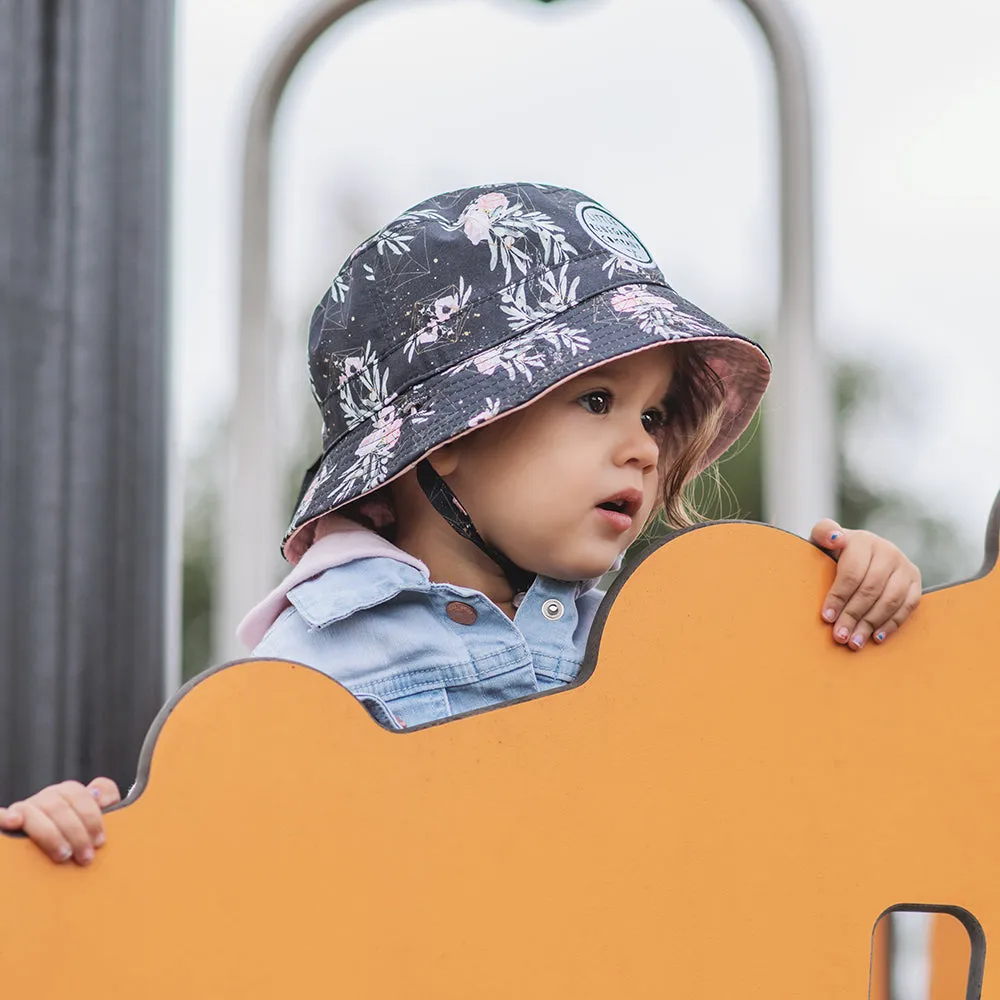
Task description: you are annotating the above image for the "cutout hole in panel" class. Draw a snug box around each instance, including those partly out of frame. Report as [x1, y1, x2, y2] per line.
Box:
[870, 906, 984, 1000]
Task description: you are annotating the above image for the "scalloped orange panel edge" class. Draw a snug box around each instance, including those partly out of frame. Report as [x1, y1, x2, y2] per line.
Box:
[1, 492, 998, 998]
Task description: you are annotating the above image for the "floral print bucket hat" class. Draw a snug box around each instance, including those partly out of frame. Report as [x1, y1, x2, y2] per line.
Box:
[284, 182, 771, 563]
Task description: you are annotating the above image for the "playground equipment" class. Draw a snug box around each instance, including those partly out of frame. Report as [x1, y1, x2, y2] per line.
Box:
[2, 491, 997, 997]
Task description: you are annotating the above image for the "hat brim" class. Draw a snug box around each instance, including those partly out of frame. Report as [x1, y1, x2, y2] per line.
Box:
[284, 282, 770, 562]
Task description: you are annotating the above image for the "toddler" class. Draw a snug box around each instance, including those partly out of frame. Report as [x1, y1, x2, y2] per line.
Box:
[0, 182, 921, 864]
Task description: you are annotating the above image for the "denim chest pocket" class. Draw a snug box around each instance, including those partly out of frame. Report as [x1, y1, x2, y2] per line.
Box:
[357, 661, 539, 731]
[357, 689, 449, 731]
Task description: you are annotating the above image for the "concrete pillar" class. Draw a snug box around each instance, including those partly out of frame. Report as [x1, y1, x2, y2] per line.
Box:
[0, 0, 174, 800]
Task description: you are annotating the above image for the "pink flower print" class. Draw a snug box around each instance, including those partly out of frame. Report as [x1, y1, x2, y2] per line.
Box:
[356, 405, 402, 458]
[477, 192, 508, 212]
[339, 355, 365, 386]
[434, 292, 462, 323]
[460, 192, 509, 245]
[462, 213, 492, 246]
[610, 285, 650, 315]
[470, 345, 506, 376]
[414, 326, 441, 349]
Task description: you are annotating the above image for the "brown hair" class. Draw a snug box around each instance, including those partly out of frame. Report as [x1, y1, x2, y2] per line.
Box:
[655, 343, 729, 530]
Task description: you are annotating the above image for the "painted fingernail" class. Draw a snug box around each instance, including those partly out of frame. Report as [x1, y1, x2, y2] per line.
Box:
[822, 608, 836, 622]
[875, 631, 887, 643]
[57, 844, 72, 862]
[836, 627, 850, 641]
[851, 634, 865, 648]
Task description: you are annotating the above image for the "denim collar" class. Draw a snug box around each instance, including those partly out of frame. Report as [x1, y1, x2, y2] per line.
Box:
[238, 515, 612, 649]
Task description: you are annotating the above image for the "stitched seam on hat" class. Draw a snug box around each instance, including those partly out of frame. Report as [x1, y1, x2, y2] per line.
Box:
[322, 246, 653, 406]
[320, 250, 664, 406]
[314, 314, 761, 478]
[319, 276, 676, 446]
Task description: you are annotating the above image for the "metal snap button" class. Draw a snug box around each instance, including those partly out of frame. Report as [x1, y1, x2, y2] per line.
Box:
[541, 599, 564, 621]
[446, 601, 478, 626]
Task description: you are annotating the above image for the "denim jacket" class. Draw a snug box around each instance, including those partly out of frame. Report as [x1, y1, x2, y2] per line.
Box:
[238, 519, 605, 730]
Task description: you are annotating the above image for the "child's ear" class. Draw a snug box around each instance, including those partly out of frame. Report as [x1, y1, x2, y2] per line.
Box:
[427, 444, 460, 477]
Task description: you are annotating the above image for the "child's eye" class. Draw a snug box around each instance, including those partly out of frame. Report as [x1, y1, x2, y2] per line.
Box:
[641, 408, 668, 434]
[579, 390, 612, 414]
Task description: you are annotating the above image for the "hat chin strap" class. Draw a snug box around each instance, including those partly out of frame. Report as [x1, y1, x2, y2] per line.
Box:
[416, 460, 536, 597]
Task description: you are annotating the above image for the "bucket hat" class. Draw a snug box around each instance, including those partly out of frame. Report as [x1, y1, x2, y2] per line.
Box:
[284, 182, 771, 562]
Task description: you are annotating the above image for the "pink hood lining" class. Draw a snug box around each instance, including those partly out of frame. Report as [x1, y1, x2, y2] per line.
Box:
[236, 516, 427, 649]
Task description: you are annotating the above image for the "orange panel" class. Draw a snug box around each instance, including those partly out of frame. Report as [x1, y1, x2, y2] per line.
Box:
[870, 912, 892, 1000]
[2, 494, 998, 998]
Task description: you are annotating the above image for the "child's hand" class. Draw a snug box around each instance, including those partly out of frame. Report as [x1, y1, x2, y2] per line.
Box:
[810, 519, 922, 652]
[0, 778, 120, 865]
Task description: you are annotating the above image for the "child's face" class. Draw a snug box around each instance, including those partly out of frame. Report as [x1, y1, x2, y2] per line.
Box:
[435, 346, 675, 582]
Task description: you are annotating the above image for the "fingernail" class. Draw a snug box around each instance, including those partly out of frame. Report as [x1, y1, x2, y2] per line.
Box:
[79, 848, 94, 864]
[94, 832, 105, 848]
[830, 532, 840, 541]
[90, 788, 101, 800]
[57, 845, 72, 862]
[875, 631, 886, 643]
[851, 634, 865, 649]
[836, 627, 850, 641]
[822, 608, 836, 622]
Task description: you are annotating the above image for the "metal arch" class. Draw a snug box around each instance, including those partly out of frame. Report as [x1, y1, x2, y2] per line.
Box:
[215, 0, 835, 663]
[216, 0, 376, 663]
[733, 0, 835, 537]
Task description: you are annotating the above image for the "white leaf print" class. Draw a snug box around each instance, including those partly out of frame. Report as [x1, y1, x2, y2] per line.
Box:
[448, 192, 578, 282]
[610, 285, 717, 339]
[450, 321, 589, 385]
[468, 398, 502, 427]
[330, 272, 350, 303]
[500, 265, 581, 333]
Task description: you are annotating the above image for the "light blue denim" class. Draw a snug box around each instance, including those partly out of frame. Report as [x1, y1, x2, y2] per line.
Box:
[252, 557, 604, 730]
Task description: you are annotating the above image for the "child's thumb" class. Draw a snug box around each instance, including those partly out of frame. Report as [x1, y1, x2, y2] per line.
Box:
[0, 805, 24, 829]
[810, 518, 846, 552]
[86, 777, 121, 809]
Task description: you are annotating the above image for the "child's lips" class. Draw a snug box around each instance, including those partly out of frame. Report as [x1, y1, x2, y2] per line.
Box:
[594, 507, 634, 534]
[595, 488, 643, 520]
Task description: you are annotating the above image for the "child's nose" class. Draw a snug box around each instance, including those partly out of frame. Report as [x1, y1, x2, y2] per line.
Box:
[615, 418, 660, 471]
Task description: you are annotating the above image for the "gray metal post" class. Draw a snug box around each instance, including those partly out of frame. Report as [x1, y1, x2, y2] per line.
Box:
[216, 0, 373, 661]
[728, 0, 836, 533]
[0, 0, 174, 801]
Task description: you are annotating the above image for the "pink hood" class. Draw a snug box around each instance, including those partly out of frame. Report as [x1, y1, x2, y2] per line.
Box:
[236, 516, 427, 649]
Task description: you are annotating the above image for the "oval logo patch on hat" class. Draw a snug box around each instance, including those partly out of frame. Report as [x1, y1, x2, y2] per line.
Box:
[575, 202, 654, 266]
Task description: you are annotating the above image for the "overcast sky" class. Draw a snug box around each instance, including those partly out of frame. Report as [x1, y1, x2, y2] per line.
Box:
[172, 0, 1000, 578]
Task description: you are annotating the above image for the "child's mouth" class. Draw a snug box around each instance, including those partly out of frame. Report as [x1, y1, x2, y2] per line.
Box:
[594, 489, 642, 533]
[595, 506, 633, 533]
[595, 490, 642, 517]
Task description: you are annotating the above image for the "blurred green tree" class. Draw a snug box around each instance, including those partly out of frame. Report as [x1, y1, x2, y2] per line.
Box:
[671, 359, 962, 587]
